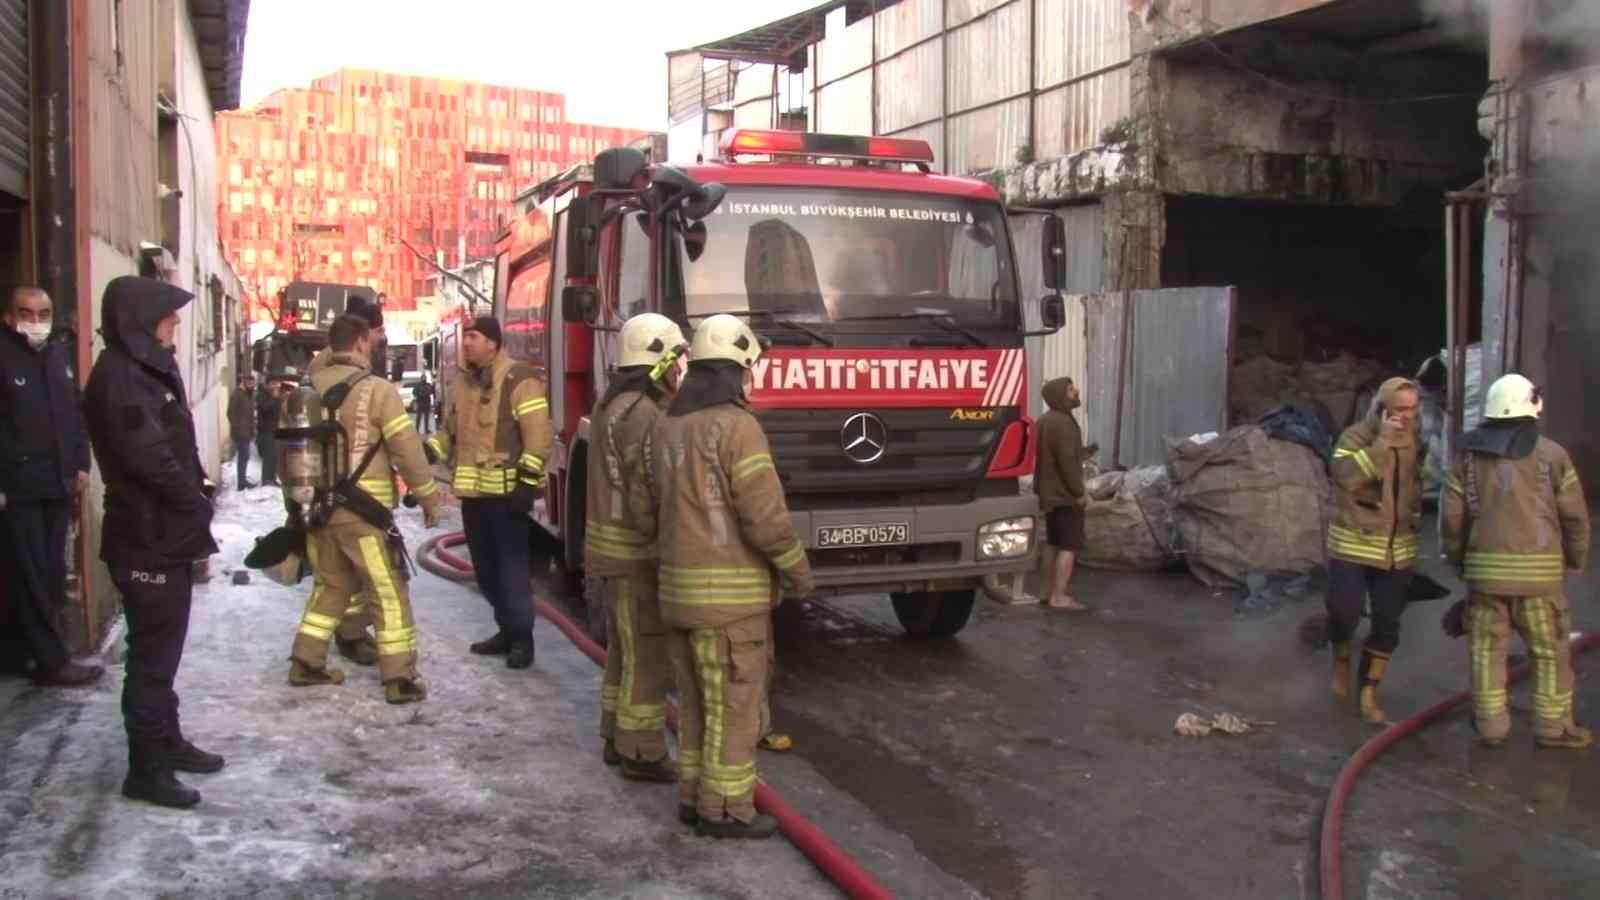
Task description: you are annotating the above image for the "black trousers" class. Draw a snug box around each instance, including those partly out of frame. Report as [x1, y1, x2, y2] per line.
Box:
[1324, 558, 1411, 653]
[256, 431, 278, 484]
[460, 496, 534, 642]
[111, 563, 193, 758]
[234, 438, 252, 488]
[415, 403, 431, 434]
[0, 500, 73, 673]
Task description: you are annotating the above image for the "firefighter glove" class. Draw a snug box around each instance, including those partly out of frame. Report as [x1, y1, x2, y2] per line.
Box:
[509, 481, 537, 515]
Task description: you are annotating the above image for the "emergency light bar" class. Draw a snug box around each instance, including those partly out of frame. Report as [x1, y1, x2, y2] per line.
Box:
[720, 129, 935, 168]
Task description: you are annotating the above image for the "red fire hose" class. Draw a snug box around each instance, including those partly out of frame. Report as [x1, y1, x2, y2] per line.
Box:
[1319, 630, 1600, 900]
[418, 532, 894, 900]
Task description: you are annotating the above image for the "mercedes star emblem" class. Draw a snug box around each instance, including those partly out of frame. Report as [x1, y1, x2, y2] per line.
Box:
[840, 412, 888, 464]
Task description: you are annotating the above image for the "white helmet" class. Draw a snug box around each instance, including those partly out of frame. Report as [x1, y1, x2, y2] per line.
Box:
[618, 312, 687, 369]
[1484, 373, 1542, 420]
[689, 314, 765, 369]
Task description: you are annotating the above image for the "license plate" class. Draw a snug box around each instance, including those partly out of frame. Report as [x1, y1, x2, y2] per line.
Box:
[815, 523, 910, 548]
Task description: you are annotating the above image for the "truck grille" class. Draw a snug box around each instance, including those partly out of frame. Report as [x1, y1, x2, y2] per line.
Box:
[757, 408, 1014, 503]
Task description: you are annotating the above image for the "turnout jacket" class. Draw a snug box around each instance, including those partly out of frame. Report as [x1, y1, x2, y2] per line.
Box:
[0, 326, 90, 502]
[627, 399, 814, 630]
[312, 352, 440, 526]
[584, 388, 662, 576]
[427, 352, 552, 498]
[1328, 416, 1425, 570]
[1442, 427, 1589, 596]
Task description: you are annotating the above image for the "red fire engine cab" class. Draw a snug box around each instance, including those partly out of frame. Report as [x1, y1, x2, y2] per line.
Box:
[489, 130, 1066, 639]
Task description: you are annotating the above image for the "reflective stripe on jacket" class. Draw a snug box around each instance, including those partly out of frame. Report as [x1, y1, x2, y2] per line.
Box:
[311, 354, 440, 525]
[626, 401, 814, 630]
[1442, 436, 1590, 595]
[426, 352, 553, 498]
[584, 389, 660, 575]
[1327, 417, 1424, 570]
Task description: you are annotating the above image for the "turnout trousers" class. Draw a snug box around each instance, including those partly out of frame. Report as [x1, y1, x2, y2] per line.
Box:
[1469, 592, 1576, 741]
[1324, 558, 1411, 653]
[460, 496, 535, 643]
[111, 563, 194, 761]
[292, 521, 419, 683]
[668, 612, 770, 823]
[598, 569, 669, 762]
[0, 500, 73, 673]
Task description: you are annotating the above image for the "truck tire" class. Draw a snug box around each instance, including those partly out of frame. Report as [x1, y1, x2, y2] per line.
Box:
[582, 574, 609, 647]
[891, 589, 976, 638]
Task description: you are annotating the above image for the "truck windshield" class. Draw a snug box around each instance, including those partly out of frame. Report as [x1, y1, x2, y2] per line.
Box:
[676, 186, 1019, 340]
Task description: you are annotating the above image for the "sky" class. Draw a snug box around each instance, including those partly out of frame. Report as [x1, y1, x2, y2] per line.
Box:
[239, 0, 819, 130]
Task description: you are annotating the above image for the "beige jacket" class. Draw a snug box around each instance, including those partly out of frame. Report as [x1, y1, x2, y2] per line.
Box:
[426, 352, 553, 498]
[310, 353, 441, 526]
[627, 400, 814, 630]
[584, 389, 661, 576]
[1442, 434, 1589, 596]
[1328, 413, 1425, 571]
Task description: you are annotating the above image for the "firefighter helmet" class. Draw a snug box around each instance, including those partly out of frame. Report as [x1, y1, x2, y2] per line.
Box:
[1484, 373, 1542, 421]
[689, 314, 766, 369]
[619, 313, 687, 369]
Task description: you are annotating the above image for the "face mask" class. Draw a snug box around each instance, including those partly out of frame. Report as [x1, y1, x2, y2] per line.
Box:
[17, 322, 50, 349]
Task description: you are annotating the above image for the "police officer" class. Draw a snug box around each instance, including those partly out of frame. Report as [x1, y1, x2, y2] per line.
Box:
[426, 316, 552, 670]
[1443, 374, 1591, 749]
[628, 314, 813, 838]
[0, 285, 100, 685]
[82, 276, 222, 809]
[586, 313, 686, 781]
[1325, 376, 1426, 725]
[287, 315, 440, 703]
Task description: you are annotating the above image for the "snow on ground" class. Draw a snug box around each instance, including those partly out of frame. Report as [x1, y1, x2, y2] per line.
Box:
[0, 470, 835, 899]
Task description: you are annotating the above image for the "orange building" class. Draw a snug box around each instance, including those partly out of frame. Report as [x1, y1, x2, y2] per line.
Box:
[216, 68, 647, 320]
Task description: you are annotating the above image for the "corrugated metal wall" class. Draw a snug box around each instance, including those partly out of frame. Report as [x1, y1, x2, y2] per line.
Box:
[90, 0, 160, 256]
[1083, 287, 1236, 468]
[0, 0, 28, 200]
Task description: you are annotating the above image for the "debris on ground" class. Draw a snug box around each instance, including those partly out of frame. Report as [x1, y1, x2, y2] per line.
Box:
[1080, 466, 1179, 572]
[1174, 711, 1274, 737]
[1236, 570, 1322, 618]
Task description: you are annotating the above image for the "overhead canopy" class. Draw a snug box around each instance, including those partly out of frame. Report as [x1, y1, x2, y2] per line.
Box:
[187, 0, 251, 111]
[672, 0, 899, 70]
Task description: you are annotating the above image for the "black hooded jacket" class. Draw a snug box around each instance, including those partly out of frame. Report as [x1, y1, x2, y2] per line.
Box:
[0, 325, 90, 501]
[82, 276, 217, 568]
[668, 360, 746, 417]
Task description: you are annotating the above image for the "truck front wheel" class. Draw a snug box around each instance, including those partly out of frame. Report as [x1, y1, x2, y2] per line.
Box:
[890, 589, 976, 638]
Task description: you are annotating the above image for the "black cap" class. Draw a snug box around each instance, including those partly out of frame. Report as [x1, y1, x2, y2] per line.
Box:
[465, 316, 502, 347]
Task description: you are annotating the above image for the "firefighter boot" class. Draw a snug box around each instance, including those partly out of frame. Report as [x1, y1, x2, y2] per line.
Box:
[621, 756, 677, 783]
[602, 740, 622, 766]
[1329, 642, 1353, 703]
[385, 678, 428, 705]
[678, 805, 699, 826]
[336, 636, 379, 667]
[470, 632, 510, 656]
[1357, 649, 1391, 726]
[123, 748, 200, 809]
[166, 736, 226, 774]
[696, 813, 780, 840]
[1536, 723, 1595, 751]
[288, 660, 346, 687]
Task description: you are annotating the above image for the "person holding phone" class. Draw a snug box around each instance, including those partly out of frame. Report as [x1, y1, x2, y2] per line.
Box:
[1325, 376, 1427, 725]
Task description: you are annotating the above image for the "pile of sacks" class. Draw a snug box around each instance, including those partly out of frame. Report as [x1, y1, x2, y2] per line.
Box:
[1230, 352, 1387, 432]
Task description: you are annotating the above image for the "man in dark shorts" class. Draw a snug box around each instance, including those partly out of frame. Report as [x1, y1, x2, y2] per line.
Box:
[1036, 377, 1088, 610]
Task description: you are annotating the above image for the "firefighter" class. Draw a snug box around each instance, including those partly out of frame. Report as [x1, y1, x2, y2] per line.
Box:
[425, 316, 552, 669]
[287, 315, 441, 703]
[586, 313, 687, 782]
[82, 277, 221, 808]
[1442, 373, 1591, 749]
[628, 314, 814, 839]
[1325, 376, 1426, 724]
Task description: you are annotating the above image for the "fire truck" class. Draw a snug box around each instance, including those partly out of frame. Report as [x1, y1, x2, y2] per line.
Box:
[490, 130, 1066, 639]
[250, 281, 384, 377]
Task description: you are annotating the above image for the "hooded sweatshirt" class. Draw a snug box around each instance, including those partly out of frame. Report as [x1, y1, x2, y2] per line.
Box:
[82, 276, 218, 568]
[1326, 376, 1425, 570]
[1035, 377, 1086, 512]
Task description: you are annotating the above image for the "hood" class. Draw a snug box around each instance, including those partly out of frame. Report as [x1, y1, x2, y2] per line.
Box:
[1463, 418, 1540, 460]
[1042, 377, 1078, 412]
[600, 364, 660, 410]
[1365, 376, 1419, 424]
[100, 276, 192, 373]
[669, 359, 745, 417]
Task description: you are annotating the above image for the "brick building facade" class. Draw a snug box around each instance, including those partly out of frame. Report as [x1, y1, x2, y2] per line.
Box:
[216, 68, 645, 320]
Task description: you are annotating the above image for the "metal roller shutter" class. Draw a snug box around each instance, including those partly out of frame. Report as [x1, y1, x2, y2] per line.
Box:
[0, 0, 27, 200]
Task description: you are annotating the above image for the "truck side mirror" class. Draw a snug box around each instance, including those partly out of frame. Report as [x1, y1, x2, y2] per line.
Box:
[566, 197, 599, 279]
[562, 285, 600, 327]
[680, 183, 726, 221]
[1042, 214, 1067, 291]
[1039, 295, 1066, 331]
[595, 147, 648, 190]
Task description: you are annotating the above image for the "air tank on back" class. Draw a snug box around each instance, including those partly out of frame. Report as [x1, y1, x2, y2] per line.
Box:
[277, 383, 324, 510]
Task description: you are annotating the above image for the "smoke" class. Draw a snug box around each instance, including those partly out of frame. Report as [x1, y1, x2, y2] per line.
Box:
[1419, 0, 1600, 49]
